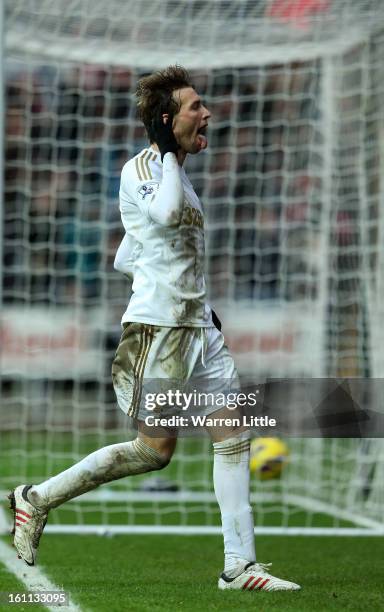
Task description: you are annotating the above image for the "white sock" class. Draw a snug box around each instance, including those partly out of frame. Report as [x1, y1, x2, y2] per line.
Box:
[213, 431, 256, 577]
[28, 438, 167, 510]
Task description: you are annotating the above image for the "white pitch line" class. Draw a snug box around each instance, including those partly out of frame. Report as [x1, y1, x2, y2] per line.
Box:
[0, 540, 82, 612]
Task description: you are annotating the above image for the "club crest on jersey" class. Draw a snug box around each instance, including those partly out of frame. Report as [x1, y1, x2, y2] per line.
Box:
[138, 182, 158, 200]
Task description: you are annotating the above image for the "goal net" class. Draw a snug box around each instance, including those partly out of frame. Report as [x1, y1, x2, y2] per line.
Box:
[1, 0, 384, 536]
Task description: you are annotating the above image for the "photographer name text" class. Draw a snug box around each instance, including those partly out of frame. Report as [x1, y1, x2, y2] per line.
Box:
[144, 415, 276, 428]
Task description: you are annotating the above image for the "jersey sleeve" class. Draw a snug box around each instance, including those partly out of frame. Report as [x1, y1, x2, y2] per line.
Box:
[119, 156, 160, 221]
[119, 151, 184, 227]
[114, 233, 140, 279]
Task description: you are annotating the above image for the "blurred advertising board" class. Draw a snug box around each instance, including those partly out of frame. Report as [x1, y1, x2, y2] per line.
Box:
[219, 302, 325, 377]
[0, 307, 105, 379]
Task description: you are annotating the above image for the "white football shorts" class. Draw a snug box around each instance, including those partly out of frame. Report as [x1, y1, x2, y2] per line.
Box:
[111, 323, 240, 421]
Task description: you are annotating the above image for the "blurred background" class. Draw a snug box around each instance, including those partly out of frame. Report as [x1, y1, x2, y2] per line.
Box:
[1, 1, 384, 535]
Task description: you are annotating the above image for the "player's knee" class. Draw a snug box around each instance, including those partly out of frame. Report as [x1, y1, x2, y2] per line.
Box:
[213, 430, 251, 463]
[134, 437, 173, 471]
[155, 451, 172, 470]
[149, 444, 173, 470]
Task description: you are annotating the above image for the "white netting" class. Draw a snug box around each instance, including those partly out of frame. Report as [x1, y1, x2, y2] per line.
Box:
[1, 0, 384, 534]
[5, 0, 383, 66]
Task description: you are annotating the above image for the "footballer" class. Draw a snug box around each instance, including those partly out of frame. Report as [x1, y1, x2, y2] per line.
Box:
[9, 65, 300, 593]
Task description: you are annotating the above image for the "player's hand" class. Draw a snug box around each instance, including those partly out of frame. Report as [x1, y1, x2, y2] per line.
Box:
[151, 110, 179, 161]
[212, 310, 222, 332]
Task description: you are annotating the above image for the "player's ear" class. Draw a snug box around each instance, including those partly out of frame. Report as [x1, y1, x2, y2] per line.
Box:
[162, 113, 169, 125]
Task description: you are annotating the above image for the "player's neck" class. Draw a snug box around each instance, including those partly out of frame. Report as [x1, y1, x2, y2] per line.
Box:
[150, 143, 186, 166]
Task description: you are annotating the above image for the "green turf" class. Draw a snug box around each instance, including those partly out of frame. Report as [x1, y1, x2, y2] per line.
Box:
[0, 432, 381, 610]
[0, 497, 354, 532]
[0, 432, 357, 530]
[1, 534, 383, 612]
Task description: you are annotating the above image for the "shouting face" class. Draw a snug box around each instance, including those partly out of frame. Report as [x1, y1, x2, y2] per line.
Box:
[170, 87, 211, 156]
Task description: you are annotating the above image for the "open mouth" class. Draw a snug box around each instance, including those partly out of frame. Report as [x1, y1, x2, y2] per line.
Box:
[196, 125, 208, 151]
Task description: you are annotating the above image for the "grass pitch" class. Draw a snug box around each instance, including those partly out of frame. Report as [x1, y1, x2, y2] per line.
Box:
[1, 534, 383, 611]
[1, 432, 382, 609]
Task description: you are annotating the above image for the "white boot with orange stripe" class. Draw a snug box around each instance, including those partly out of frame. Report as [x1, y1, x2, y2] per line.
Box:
[8, 485, 48, 566]
[218, 561, 301, 592]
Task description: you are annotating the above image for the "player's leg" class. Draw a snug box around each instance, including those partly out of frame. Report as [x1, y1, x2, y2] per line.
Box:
[10, 322, 178, 565]
[207, 416, 255, 576]
[197, 326, 300, 591]
[9, 431, 176, 566]
[25, 430, 175, 509]
[208, 418, 300, 591]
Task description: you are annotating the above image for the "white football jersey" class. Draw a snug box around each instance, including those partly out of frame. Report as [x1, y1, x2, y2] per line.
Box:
[118, 147, 213, 327]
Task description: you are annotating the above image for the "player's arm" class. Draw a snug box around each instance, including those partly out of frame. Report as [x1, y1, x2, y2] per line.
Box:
[145, 110, 183, 226]
[113, 233, 135, 279]
[147, 151, 184, 226]
[120, 112, 183, 227]
[120, 152, 183, 228]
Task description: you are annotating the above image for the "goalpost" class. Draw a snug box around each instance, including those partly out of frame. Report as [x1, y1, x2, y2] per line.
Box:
[1, 0, 384, 536]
